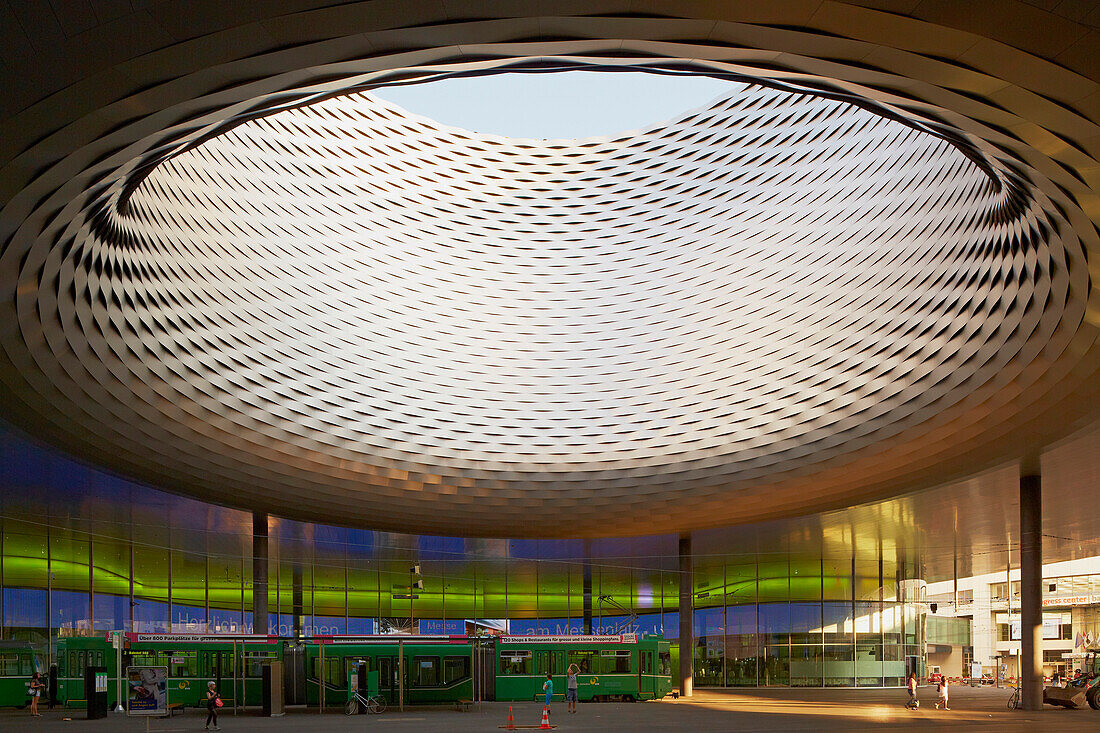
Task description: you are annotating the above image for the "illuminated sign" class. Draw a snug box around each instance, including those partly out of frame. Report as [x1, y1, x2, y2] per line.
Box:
[502, 634, 637, 644]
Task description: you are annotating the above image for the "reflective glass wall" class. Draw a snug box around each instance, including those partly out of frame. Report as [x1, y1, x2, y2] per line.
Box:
[682, 557, 924, 687]
[1, 426, 924, 686]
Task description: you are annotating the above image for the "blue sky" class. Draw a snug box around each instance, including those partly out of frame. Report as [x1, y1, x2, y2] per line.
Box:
[370, 71, 739, 139]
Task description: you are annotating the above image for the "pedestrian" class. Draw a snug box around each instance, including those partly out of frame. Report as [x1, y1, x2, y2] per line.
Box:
[542, 672, 553, 716]
[28, 671, 43, 716]
[205, 681, 221, 731]
[566, 663, 579, 714]
[47, 665, 56, 710]
[934, 676, 950, 710]
[905, 672, 919, 709]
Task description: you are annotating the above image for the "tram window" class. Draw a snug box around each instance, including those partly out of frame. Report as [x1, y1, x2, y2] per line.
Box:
[658, 651, 671, 676]
[499, 650, 532, 675]
[443, 656, 469, 684]
[311, 657, 340, 686]
[245, 658, 263, 678]
[94, 650, 104, 667]
[131, 652, 156, 667]
[601, 650, 631, 674]
[243, 651, 277, 678]
[344, 657, 370, 682]
[325, 658, 342, 687]
[225, 652, 237, 678]
[78, 650, 87, 674]
[413, 657, 439, 687]
[160, 651, 197, 677]
[567, 650, 597, 674]
[1, 654, 19, 676]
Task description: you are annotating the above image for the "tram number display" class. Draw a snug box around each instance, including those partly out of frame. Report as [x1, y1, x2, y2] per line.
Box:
[126, 666, 168, 716]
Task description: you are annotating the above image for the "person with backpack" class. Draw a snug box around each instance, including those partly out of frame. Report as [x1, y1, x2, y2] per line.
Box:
[205, 681, 222, 730]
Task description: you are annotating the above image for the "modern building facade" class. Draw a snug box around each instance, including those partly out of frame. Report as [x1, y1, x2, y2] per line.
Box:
[3, 1, 1100, 708]
[2, 427, 929, 688]
[929, 557, 1100, 682]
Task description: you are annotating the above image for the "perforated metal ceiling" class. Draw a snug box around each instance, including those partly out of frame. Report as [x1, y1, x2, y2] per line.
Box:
[1, 3, 1099, 538]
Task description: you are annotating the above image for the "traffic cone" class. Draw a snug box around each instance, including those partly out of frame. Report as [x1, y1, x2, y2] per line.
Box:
[506, 705, 515, 730]
[539, 704, 552, 729]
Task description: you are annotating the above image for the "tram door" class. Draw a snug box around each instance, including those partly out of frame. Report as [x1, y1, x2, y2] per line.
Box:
[476, 641, 496, 701]
[639, 649, 654, 698]
[378, 657, 398, 704]
[283, 645, 305, 705]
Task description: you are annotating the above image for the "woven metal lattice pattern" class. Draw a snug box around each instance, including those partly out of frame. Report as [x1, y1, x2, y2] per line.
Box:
[32, 84, 1061, 532]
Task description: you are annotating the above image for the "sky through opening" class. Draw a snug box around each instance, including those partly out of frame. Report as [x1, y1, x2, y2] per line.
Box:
[369, 71, 740, 139]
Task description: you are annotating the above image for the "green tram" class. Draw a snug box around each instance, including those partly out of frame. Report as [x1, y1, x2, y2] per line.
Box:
[56, 636, 116, 708]
[29, 632, 670, 710]
[124, 633, 283, 710]
[305, 635, 475, 707]
[56, 633, 282, 710]
[496, 634, 672, 702]
[0, 641, 43, 708]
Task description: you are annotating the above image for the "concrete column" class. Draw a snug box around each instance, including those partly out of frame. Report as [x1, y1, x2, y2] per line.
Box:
[1020, 474, 1042, 710]
[292, 564, 303, 640]
[679, 534, 693, 697]
[253, 512, 269, 635]
[583, 541, 593, 634]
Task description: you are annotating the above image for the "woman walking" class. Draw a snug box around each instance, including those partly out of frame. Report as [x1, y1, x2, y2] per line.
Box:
[205, 681, 221, 731]
[905, 672, 919, 709]
[934, 677, 950, 710]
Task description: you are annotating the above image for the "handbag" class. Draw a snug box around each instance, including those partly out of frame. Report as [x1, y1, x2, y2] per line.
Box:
[215, 696, 224, 708]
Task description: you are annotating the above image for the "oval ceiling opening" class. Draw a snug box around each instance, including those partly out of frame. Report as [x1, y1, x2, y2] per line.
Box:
[369, 70, 741, 139]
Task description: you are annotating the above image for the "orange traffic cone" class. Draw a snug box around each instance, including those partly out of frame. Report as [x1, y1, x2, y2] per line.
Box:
[539, 704, 552, 730]
[506, 705, 515, 730]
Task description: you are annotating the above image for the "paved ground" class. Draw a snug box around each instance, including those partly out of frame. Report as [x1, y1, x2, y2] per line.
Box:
[2, 687, 1097, 731]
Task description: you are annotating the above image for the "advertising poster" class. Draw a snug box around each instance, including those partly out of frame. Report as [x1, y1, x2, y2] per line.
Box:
[126, 666, 168, 716]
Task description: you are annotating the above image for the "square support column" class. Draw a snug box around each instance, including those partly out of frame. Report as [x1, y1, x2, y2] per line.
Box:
[1020, 474, 1042, 710]
[679, 534, 693, 697]
[253, 512, 269, 635]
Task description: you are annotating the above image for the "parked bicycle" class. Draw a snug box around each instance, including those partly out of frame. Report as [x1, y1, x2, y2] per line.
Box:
[1007, 686, 1021, 710]
[345, 689, 387, 715]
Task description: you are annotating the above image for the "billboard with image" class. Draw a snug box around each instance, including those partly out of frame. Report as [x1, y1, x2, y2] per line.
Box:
[126, 666, 168, 716]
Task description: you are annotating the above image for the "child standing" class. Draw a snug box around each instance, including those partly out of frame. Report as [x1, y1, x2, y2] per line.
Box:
[542, 673, 553, 717]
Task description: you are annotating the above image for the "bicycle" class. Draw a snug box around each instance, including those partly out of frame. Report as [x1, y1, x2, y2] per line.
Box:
[1007, 686, 1021, 710]
[345, 689, 386, 715]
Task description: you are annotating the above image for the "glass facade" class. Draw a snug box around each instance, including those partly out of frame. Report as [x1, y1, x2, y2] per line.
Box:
[0, 427, 925, 686]
[680, 560, 924, 688]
